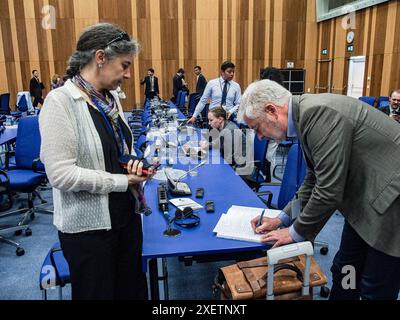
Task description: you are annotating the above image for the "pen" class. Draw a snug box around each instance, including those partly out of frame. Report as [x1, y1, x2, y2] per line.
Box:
[256, 209, 265, 228]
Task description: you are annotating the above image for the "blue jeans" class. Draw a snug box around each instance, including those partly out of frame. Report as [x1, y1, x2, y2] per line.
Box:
[329, 221, 400, 300]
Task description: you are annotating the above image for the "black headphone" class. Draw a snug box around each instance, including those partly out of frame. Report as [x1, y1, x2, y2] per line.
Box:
[173, 207, 200, 228]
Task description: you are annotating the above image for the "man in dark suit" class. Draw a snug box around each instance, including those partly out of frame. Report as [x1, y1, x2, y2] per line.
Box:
[29, 69, 45, 108]
[194, 65, 207, 96]
[378, 89, 400, 123]
[140, 68, 159, 100]
[172, 68, 186, 102]
[239, 79, 400, 300]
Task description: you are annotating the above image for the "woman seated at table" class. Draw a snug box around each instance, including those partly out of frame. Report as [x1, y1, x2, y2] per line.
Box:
[206, 106, 246, 167]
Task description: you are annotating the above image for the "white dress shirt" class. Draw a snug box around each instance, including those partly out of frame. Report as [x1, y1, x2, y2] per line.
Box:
[192, 77, 241, 118]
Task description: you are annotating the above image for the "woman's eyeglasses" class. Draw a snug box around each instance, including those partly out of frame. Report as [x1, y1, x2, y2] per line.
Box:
[105, 32, 130, 47]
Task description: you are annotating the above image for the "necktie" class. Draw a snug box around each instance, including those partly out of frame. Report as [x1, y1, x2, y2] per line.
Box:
[150, 77, 154, 91]
[221, 80, 228, 106]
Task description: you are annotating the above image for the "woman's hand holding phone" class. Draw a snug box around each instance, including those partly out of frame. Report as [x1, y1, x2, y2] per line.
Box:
[126, 159, 157, 185]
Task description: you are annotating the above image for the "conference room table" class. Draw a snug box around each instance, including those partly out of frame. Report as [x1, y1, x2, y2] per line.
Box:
[0, 125, 18, 169]
[142, 134, 271, 300]
[0, 125, 18, 146]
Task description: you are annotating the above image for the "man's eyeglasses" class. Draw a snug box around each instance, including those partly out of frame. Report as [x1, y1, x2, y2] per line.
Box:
[105, 32, 130, 47]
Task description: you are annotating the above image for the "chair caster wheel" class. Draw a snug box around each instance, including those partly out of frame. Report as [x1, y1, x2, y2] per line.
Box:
[320, 286, 330, 298]
[16, 247, 25, 256]
[15, 230, 22, 236]
[25, 228, 32, 236]
[320, 247, 329, 255]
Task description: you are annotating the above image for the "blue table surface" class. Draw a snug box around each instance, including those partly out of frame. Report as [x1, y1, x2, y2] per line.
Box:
[142, 153, 270, 261]
[0, 126, 18, 145]
[142, 101, 270, 271]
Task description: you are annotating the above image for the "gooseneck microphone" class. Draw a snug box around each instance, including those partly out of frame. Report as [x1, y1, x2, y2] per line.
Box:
[176, 161, 207, 182]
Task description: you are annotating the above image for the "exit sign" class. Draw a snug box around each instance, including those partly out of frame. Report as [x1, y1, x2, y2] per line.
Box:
[322, 48, 328, 55]
[347, 45, 354, 52]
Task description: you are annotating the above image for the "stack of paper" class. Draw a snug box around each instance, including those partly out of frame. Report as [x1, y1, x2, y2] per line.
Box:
[213, 205, 281, 243]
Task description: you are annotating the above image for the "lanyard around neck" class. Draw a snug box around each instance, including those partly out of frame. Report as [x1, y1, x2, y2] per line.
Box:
[93, 98, 126, 156]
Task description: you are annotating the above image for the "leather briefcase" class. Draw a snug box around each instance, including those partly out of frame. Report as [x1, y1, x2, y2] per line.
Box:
[213, 255, 327, 300]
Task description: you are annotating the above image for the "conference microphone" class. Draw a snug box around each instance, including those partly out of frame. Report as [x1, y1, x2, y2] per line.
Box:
[159, 134, 177, 148]
[176, 160, 207, 182]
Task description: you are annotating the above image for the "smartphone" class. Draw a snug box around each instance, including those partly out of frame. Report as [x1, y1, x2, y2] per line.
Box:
[205, 200, 215, 213]
[119, 155, 159, 176]
[143, 162, 161, 176]
[195, 187, 204, 198]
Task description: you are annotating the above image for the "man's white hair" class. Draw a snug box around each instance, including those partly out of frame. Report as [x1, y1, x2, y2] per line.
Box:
[238, 79, 292, 123]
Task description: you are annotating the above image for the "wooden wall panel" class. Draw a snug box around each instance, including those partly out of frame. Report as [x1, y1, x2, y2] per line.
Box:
[303, 0, 318, 93]
[1, 0, 400, 110]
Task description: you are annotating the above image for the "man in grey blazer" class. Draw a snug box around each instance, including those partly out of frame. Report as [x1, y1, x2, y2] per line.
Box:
[238, 79, 400, 300]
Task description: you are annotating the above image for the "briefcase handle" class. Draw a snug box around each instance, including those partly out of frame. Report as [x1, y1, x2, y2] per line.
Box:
[266, 241, 314, 300]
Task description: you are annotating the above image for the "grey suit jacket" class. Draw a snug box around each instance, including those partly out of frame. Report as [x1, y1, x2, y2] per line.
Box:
[283, 93, 400, 257]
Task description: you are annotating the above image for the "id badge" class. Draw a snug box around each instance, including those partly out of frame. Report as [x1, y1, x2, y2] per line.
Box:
[291, 197, 301, 220]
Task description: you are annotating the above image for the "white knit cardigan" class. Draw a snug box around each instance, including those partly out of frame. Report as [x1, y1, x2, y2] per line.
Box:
[39, 79, 132, 233]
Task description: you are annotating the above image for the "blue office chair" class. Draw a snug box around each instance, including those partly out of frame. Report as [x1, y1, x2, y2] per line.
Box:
[377, 96, 389, 108]
[0, 93, 22, 118]
[257, 143, 305, 209]
[379, 100, 390, 108]
[175, 90, 183, 107]
[240, 135, 271, 192]
[0, 93, 10, 115]
[188, 93, 200, 116]
[5, 116, 52, 232]
[196, 103, 209, 128]
[177, 90, 187, 113]
[16, 94, 28, 112]
[358, 96, 376, 107]
[0, 170, 29, 256]
[39, 242, 70, 300]
[135, 134, 147, 154]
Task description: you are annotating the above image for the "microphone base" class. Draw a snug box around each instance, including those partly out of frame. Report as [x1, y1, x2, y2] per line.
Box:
[163, 228, 181, 237]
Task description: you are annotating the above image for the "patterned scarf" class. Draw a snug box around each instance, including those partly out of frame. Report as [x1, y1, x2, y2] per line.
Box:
[72, 74, 129, 156]
[72, 74, 150, 215]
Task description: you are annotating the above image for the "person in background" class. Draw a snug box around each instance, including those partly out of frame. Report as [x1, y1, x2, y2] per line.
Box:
[194, 65, 207, 96]
[172, 68, 186, 102]
[378, 89, 400, 123]
[239, 79, 400, 300]
[39, 23, 154, 300]
[140, 68, 159, 100]
[205, 106, 246, 167]
[188, 61, 241, 124]
[260, 67, 285, 84]
[51, 74, 64, 90]
[30, 69, 45, 107]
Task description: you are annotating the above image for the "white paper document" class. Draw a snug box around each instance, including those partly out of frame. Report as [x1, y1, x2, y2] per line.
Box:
[213, 205, 281, 243]
[169, 198, 203, 211]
